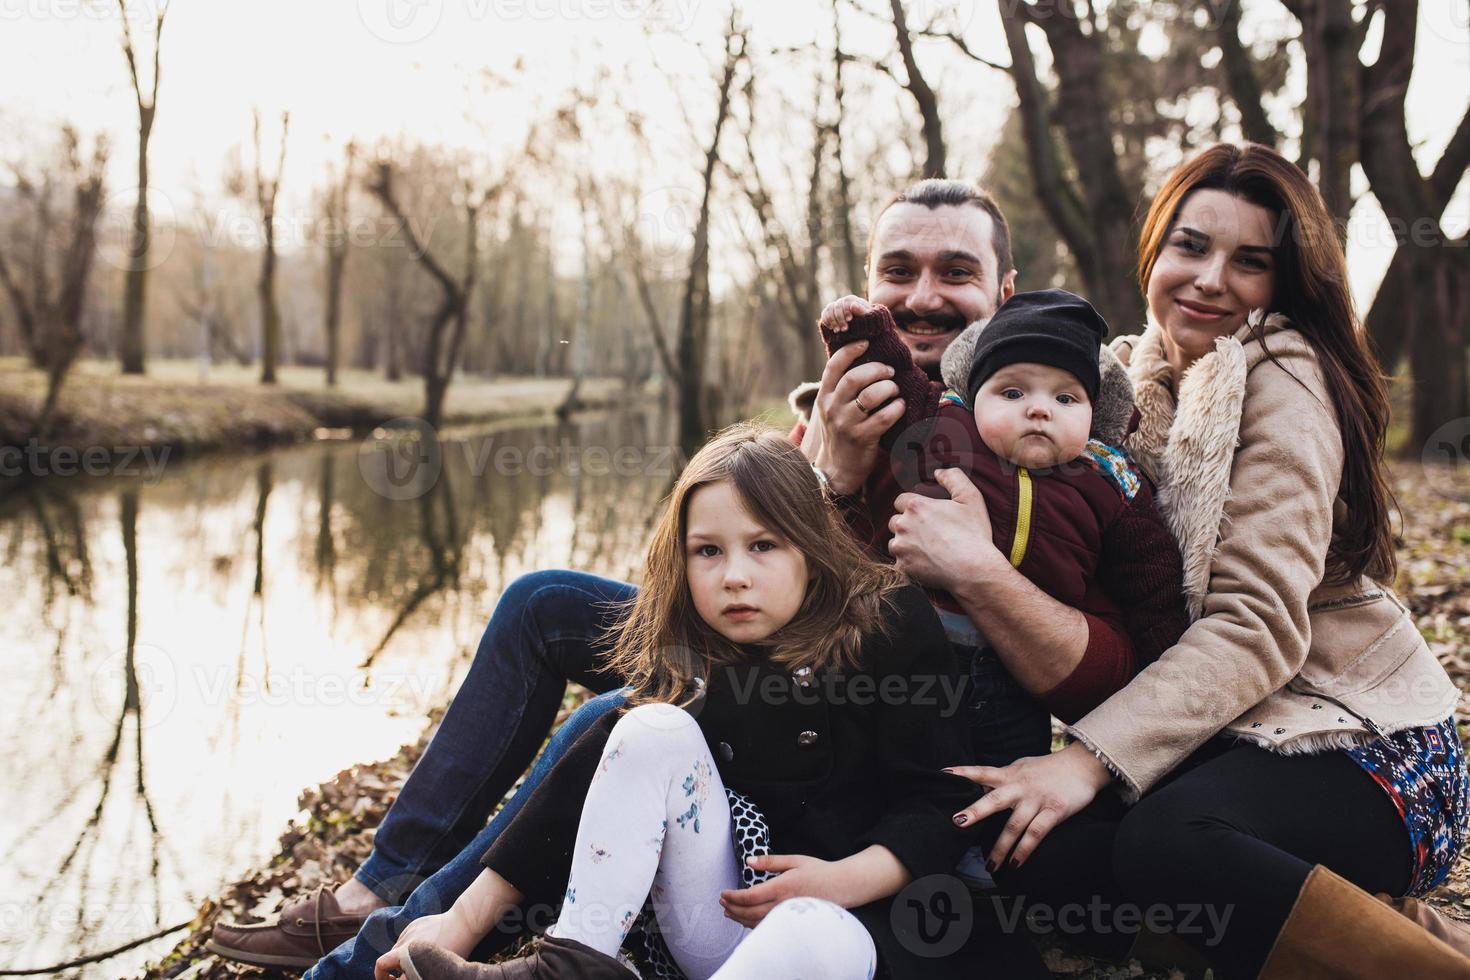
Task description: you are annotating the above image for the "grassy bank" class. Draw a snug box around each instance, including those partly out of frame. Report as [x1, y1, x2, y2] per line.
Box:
[0, 358, 635, 480]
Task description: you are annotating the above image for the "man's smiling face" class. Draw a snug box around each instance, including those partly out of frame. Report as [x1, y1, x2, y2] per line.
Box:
[866, 202, 1016, 373]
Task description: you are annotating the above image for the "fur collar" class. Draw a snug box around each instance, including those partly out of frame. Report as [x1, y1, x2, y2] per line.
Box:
[1121, 313, 1296, 620]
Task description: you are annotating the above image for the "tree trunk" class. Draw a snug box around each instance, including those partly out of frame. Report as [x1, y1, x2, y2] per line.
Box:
[120, 113, 152, 375]
[999, 1, 1145, 331]
[258, 223, 281, 384]
[676, 17, 744, 458]
[1359, 0, 1469, 449]
[887, 0, 945, 178]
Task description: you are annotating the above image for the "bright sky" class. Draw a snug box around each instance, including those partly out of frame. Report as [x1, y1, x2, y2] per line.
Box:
[0, 0, 1465, 308]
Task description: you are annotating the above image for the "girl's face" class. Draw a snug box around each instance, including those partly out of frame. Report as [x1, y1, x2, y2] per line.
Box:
[684, 479, 809, 645]
[1146, 189, 1278, 375]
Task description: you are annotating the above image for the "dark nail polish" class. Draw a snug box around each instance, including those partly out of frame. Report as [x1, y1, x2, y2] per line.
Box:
[953, 814, 968, 826]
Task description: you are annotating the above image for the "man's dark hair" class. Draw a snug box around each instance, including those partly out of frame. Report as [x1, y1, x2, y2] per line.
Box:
[866, 178, 1014, 279]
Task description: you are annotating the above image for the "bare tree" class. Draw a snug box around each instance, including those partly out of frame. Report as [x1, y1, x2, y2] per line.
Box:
[116, 0, 170, 375]
[1210, 0, 1470, 446]
[321, 141, 356, 387]
[993, 1, 1145, 331]
[249, 109, 290, 384]
[1359, 0, 1470, 444]
[367, 160, 501, 428]
[33, 134, 109, 440]
[0, 127, 110, 440]
[669, 12, 747, 455]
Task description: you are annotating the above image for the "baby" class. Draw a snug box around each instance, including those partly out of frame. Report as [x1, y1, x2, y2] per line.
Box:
[819, 288, 1188, 690]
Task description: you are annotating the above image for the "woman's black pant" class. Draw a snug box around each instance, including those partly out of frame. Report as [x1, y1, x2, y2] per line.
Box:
[987, 739, 1413, 978]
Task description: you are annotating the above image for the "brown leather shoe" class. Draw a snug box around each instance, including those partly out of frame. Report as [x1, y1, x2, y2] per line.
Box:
[205, 885, 372, 969]
[398, 937, 633, 980]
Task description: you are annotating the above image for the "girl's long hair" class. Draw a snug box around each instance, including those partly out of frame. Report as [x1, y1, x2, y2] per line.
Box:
[1136, 142, 1397, 585]
[603, 422, 908, 707]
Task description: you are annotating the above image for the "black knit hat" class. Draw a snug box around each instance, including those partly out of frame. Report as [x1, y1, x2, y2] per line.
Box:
[965, 288, 1108, 404]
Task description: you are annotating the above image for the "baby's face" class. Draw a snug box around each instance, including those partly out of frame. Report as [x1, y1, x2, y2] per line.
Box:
[973, 362, 1093, 469]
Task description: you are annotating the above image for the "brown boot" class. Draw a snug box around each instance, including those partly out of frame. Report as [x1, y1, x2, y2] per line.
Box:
[1260, 865, 1470, 979]
[1377, 893, 1470, 956]
[398, 937, 633, 980]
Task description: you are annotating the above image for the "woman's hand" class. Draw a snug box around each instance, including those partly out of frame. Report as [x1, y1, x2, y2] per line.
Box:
[373, 910, 480, 980]
[890, 468, 1001, 590]
[719, 854, 847, 927]
[946, 742, 1114, 870]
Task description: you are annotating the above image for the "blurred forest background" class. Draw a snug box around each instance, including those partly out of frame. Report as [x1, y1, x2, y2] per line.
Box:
[0, 0, 1465, 454]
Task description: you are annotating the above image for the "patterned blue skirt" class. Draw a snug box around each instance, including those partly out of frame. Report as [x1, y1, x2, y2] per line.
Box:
[1345, 715, 1469, 895]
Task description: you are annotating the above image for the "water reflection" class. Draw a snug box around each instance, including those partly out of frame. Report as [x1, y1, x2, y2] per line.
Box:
[0, 407, 673, 977]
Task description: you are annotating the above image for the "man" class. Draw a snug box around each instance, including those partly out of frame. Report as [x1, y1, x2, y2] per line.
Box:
[207, 179, 1139, 976]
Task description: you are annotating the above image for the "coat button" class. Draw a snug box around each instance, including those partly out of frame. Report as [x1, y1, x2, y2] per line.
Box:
[797, 730, 819, 747]
[1311, 704, 1323, 710]
[1274, 728, 1287, 735]
[792, 666, 814, 689]
[718, 741, 734, 762]
[1251, 722, 1262, 728]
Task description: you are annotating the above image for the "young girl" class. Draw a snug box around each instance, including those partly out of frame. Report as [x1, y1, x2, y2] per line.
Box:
[376, 423, 985, 980]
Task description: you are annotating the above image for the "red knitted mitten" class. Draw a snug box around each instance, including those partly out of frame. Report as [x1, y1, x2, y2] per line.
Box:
[819, 305, 941, 441]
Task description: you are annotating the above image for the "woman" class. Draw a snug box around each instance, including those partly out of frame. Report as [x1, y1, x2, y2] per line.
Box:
[932, 143, 1470, 977]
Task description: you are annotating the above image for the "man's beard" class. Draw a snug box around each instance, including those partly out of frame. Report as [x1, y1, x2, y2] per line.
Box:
[891, 307, 969, 379]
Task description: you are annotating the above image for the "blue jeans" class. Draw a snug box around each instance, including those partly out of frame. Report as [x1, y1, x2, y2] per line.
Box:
[307, 569, 636, 978]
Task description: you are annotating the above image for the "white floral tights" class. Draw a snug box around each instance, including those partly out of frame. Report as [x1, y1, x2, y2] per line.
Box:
[545, 703, 877, 980]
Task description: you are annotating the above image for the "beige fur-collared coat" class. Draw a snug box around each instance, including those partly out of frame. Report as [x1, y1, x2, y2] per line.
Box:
[1067, 315, 1462, 801]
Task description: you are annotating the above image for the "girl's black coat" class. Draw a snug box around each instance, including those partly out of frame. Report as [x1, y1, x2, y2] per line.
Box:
[482, 585, 1039, 978]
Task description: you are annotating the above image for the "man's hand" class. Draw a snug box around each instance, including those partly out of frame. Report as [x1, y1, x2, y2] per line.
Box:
[800, 339, 905, 495]
[946, 742, 1114, 870]
[889, 468, 1002, 590]
[374, 910, 479, 980]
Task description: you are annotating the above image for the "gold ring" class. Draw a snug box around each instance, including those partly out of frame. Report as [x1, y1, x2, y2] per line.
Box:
[854, 396, 871, 416]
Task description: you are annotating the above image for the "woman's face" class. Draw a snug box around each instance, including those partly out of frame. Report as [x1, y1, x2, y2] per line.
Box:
[684, 479, 809, 645]
[1146, 189, 1278, 372]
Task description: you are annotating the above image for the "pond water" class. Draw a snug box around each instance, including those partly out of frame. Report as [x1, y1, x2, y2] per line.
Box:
[0, 407, 677, 978]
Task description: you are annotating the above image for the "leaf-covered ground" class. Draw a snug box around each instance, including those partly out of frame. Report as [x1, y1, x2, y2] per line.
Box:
[138, 462, 1470, 980]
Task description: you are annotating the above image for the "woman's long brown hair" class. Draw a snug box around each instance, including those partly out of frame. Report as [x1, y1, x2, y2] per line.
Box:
[1137, 142, 1397, 585]
[602, 422, 908, 707]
